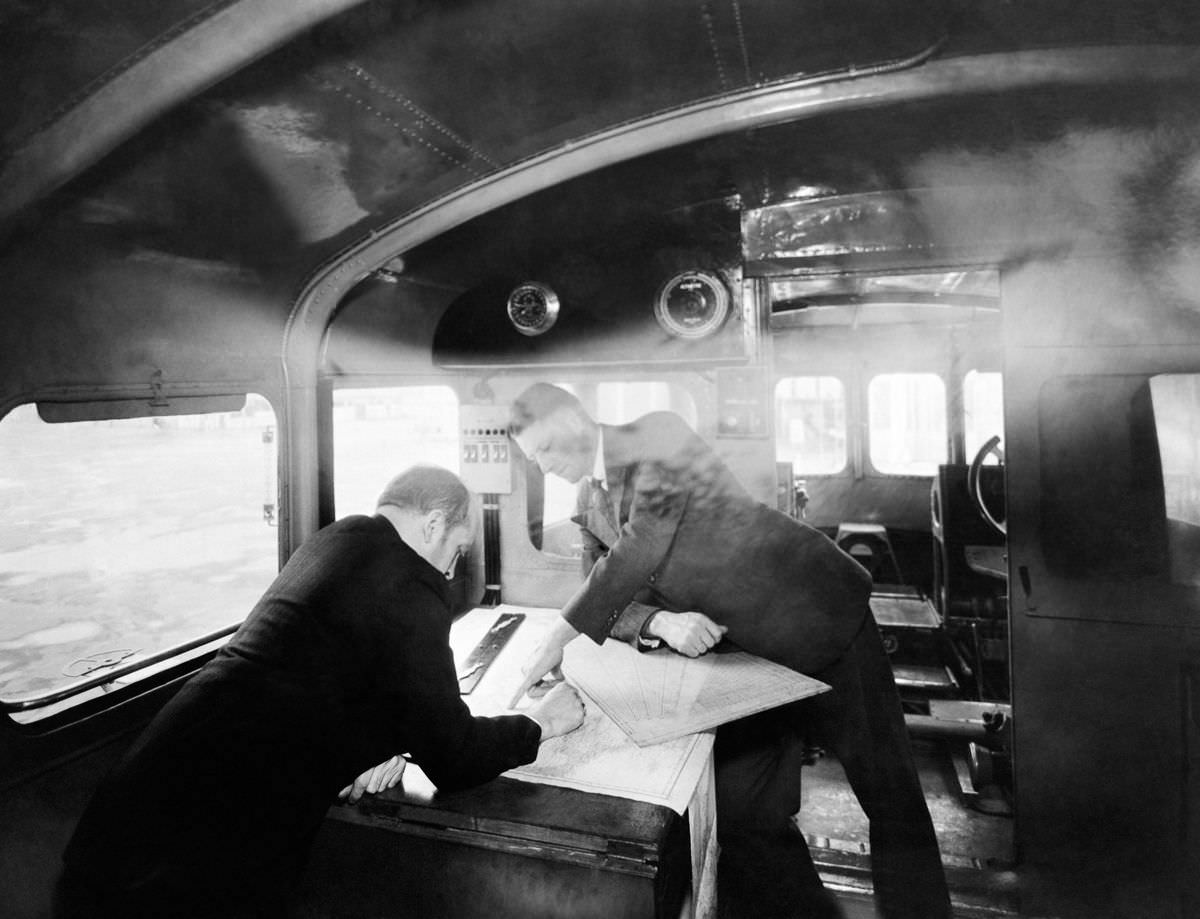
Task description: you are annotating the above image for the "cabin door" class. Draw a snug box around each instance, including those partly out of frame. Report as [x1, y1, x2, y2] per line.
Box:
[1002, 262, 1200, 918]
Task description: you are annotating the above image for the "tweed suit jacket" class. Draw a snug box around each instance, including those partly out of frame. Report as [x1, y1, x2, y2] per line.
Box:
[563, 412, 871, 674]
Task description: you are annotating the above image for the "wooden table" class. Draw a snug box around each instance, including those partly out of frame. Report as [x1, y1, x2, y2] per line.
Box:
[300, 768, 693, 918]
[297, 606, 717, 919]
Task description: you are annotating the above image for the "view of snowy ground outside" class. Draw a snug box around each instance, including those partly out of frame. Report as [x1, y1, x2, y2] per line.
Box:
[0, 398, 279, 703]
[0, 388, 460, 707]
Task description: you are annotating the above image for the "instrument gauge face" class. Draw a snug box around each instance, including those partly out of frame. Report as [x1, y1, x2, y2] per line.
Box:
[506, 282, 560, 336]
[654, 271, 730, 339]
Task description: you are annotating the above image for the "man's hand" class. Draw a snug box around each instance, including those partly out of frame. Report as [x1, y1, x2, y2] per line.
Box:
[338, 754, 407, 804]
[646, 611, 727, 657]
[508, 640, 564, 708]
[508, 616, 580, 707]
[526, 682, 586, 740]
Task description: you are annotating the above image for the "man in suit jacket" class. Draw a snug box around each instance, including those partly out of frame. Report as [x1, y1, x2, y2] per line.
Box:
[508, 384, 950, 919]
[59, 464, 583, 919]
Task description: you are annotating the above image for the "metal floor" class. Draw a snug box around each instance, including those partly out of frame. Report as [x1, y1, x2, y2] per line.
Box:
[798, 737, 1020, 918]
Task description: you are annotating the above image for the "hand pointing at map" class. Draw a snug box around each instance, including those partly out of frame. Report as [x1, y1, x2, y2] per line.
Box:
[509, 616, 581, 708]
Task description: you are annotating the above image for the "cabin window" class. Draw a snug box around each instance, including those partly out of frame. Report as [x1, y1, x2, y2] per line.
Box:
[1039, 376, 1167, 580]
[868, 373, 947, 475]
[1149, 373, 1200, 586]
[332, 386, 460, 517]
[774, 376, 847, 474]
[964, 370, 1004, 461]
[0, 396, 279, 715]
[527, 381, 697, 558]
[532, 382, 583, 549]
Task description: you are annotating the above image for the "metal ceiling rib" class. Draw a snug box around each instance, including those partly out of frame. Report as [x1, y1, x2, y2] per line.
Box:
[0, 0, 371, 223]
[0, 0, 954, 237]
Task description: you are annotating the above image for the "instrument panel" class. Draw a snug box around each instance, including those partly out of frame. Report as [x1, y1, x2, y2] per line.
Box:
[427, 196, 746, 367]
[506, 282, 560, 337]
[653, 270, 730, 339]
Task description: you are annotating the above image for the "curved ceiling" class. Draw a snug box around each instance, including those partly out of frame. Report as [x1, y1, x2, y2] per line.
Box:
[2, 0, 1199, 295]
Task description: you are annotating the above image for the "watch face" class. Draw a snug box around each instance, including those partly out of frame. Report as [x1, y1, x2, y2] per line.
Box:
[654, 271, 730, 339]
[506, 282, 560, 336]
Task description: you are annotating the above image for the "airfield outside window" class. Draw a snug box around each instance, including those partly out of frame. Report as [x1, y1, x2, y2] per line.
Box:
[0, 396, 278, 718]
[868, 373, 947, 476]
[774, 376, 847, 474]
[331, 386, 460, 517]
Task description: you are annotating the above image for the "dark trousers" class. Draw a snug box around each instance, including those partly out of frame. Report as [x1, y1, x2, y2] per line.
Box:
[715, 615, 952, 919]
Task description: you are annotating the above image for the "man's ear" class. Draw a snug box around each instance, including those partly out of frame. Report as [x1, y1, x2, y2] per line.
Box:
[422, 508, 447, 544]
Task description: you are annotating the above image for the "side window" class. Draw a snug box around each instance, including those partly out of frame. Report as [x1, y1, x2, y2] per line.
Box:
[774, 376, 847, 474]
[963, 370, 1004, 461]
[868, 373, 947, 475]
[0, 396, 279, 716]
[538, 383, 581, 537]
[528, 381, 697, 558]
[1039, 375, 1166, 580]
[595, 381, 698, 428]
[332, 386, 460, 517]
[1149, 373, 1200, 586]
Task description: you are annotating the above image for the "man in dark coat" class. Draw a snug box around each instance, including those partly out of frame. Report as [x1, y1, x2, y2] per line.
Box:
[508, 384, 950, 919]
[59, 464, 583, 919]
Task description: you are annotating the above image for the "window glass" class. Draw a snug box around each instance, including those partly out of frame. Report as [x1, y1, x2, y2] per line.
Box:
[1149, 374, 1200, 585]
[0, 397, 278, 706]
[774, 376, 847, 474]
[532, 384, 579, 543]
[964, 370, 1004, 461]
[333, 386, 460, 517]
[531, 382, 697, 558]
[1039, 375, 1166, 580]
[868, 373, 947, 475]
[596, 381, 697, 428]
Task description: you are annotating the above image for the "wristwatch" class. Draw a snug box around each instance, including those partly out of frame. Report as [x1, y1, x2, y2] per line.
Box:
[636, 611, 663, 651]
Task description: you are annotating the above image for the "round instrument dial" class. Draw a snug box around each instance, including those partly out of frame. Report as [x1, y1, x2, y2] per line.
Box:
[654, 271, 730, 339]
[506, 282, 560, 336]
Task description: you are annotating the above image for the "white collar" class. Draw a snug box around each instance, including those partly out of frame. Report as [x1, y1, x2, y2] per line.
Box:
[591, 426, 607, 487]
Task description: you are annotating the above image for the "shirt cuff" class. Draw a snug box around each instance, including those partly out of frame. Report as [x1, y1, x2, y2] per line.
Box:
[606, 600, 660, 647]
[636, 609, 663, 650]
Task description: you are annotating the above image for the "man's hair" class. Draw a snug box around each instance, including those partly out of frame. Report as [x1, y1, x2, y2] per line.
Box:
[376, 465, 471, 530]
[508, 383, 587, 436]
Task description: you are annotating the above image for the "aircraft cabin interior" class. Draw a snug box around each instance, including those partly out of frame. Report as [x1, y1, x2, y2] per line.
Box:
[2, 1, 1200, 917]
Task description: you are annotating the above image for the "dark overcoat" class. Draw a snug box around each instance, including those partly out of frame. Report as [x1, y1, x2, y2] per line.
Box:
[62, 514, 539, 913]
